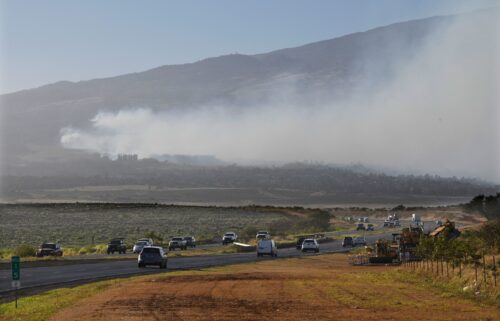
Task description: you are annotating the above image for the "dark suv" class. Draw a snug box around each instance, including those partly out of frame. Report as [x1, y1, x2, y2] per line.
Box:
[183, 236, 196, 248]
[107, 238, 127, 254]
[36, 242, 63, 257]
[342, 236, 354, 247]
[138, 246, 167, 268]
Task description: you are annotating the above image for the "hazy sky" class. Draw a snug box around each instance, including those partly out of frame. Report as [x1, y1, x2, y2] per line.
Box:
[0, 0, 497, 94]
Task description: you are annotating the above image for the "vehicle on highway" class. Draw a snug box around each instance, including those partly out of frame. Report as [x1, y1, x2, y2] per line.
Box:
[183, 236, 196, 248]
[107, 238, 127, 254]
[133, 240, 151, 254]
[353, 236, 367, 246]
[412, 213, 421, 223]
[222, 232, 238, 245]
[256, 231, 270, 240]
[138, 246, 167, 269]
[356, 223, 366, 230]
[301, 238, 319, 253]
[394, 220, 401, 227]
[36, 242, 63, 257]
[296, 236, 307, 250]
[169, 237, 187, 251]
[257, 239, 278, 257]
[138, 238, 154, 245]
[367, 223, 375, 231]
[435, 220, 443, 226]
[342, 236, 354, 247]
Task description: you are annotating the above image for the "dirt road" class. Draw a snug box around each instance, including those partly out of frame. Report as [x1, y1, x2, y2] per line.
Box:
[48, 254, 499, 321]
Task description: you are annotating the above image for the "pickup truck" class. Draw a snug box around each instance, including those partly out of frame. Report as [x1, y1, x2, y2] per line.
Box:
[222, 232, 237, 245]
[36, 242, 63, 257]
[107, 238, 127, 254]
[168, 237, 187, 251]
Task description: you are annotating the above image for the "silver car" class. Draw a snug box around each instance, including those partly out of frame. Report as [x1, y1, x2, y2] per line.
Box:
[301, 239, 319, 253]
[138, 246, 167, 268]
[133, 240, 151, 254]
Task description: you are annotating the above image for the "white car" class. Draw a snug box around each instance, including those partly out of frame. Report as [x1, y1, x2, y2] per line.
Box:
[353, 236, 367, 246]
[137, 238, 154, 245]
[133, 240, 151, 254]
[222, 232, 238, 245]
[256, 231, 270, 240]
[168, 237, 187, 250]
[257, 239, 278, 257]
[301, 239, 319, 253]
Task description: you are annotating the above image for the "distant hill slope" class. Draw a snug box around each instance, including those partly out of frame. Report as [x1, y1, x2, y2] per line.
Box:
[0, 14, 454, 162]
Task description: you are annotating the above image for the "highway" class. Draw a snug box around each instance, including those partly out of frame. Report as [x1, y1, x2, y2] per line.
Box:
[0, 219, 437, 300]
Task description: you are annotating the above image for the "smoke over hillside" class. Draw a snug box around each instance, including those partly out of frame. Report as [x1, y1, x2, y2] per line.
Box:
[60, 11, 499, 182]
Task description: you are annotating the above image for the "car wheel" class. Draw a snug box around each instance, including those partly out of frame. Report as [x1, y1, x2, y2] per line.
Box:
[138, 263, 144, 268]
[315, 249, 319, 253]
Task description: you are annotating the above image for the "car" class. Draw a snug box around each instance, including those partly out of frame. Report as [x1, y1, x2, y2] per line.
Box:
[138, 246, 167, 268]
[257, 239, 278, 257]
[383, 220, 390, 227]
[296, 236, 307, 250]
[394, 220, 401, 227]
[362, 217, 369, 223]
[342, 236, 354, 247]
[301, 239, 319, 253]
[137, 238, 154, 245]
[356, 223, 366, 230]
[222, 232, 237, 245]
[133, 240, 151, 254]
[36, 242, 63, 257]
[256, 231, 270, 240]
[353, 236, 367, 246]
[168, 237, 187, 251]
[435, 220, 443, 226]
[366, 224, 374, 231]
[183, 236, 196, 248]
[107, 238, 127, 254]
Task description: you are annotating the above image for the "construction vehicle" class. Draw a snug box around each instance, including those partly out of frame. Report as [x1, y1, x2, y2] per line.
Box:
[398, 225, 424, 261]
[369, 234, 400, 263]
[429, 219, 460, 240]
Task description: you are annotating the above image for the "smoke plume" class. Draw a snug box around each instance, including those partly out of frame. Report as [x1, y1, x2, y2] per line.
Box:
[61, 11, 500, 182]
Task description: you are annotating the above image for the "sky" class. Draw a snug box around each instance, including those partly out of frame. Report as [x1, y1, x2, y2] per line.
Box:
[0, 0, 498, 94]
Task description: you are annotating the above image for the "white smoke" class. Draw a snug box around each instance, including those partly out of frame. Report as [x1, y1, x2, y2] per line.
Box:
[61, 11, 500, 182]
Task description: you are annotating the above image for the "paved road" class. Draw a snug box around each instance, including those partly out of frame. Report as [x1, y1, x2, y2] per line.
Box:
[0, 220, 438, 297]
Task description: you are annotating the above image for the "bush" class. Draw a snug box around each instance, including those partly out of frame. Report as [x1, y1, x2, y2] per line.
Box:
[13, 244, 36, 257]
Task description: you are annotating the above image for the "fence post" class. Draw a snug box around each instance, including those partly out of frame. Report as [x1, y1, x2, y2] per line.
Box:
[482, 253, 487, 285]
[493, 254, 496, 287]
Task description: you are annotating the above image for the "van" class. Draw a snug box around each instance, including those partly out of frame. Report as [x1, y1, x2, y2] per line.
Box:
[257, 239, 278, 257]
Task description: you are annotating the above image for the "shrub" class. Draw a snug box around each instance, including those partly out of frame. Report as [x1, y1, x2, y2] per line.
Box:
[13, 244, 36, 257]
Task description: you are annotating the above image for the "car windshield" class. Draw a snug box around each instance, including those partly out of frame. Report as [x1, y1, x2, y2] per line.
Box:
[136, 241, 148, 246]
[142, 248, 160, 254]
[224, 233, 234, 236]
[172, 237, 183, 241]
[110, 240, 122, 244]
[304, 240, 314, 243]
[344, 237, 352, 241]
[42, 243, 56, 249]
[184, 237, 193, 240]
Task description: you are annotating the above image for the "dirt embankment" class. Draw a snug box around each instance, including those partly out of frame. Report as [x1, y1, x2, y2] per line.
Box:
[49, 254, 498, 321]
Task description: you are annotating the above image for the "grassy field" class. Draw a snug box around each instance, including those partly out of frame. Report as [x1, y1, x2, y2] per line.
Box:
[1, 253, 498, 321]
[0, 204, 295, 249]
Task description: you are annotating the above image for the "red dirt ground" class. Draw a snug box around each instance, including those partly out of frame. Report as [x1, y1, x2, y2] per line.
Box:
[49, 254, 499, 321]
